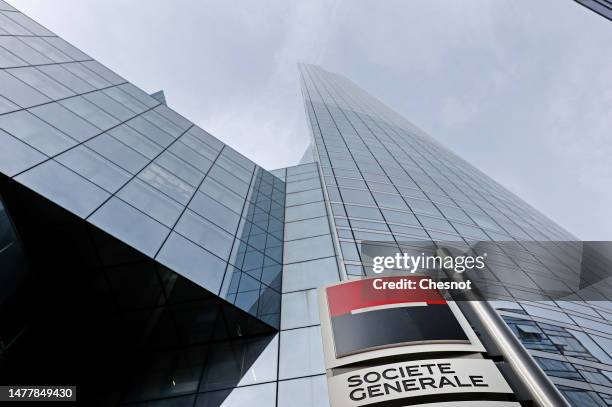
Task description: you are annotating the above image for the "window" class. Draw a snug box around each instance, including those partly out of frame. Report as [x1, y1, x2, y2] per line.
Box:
[29, 102, 99, 142]
[61, 96, 119, 131]
[0, 69, 49, 107]
[0, 110, 76, 156]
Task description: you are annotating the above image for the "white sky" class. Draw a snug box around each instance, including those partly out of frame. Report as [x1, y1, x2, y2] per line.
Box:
[10, 0, 612, 240]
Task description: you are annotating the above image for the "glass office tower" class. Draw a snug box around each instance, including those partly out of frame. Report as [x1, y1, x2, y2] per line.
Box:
[298, 64, 612, 406]
[0, 1, 610, 406]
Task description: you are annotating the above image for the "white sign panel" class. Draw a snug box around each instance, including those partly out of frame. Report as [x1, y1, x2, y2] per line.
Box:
[328, 358, 512, 406]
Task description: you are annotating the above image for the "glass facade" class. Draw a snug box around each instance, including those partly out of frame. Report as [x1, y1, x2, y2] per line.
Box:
[299, 63, 612, 406]
[0, 2, 609, 406]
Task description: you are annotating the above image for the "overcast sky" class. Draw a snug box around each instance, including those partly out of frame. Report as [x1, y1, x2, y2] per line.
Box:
[10, 0, 612, 240]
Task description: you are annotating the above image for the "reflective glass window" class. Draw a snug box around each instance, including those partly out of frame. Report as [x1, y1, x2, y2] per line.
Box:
[16, 160, 109, 218]
[139, 163, 195, 205]
[118, 178, 183, 228]
[126, 115, 174, 148]
[56, 145, 130, 193]
[0, 110, 76, 155]
[168, 141, 215, 172]
[84, 90, 135, 121]
[281, 289, 320, 330]
[175, 210, 234, 259]
[285, 217, 329, 241]
[155, 150, 204, 187]
[279, 326, 325, 379]
[0, 69, 50, 107]
[108, 124, 162, 159]
[284, 235, 334, 264]
[8, 67, 74, 100]
[156, 232, 226, 294]
[0, 36, 50, 64]
[3, 12, 54, 36]
[29, 102, 99, 142]
[188, 191, 240, 233]
[89, 197, 169, 257]
[198, 178, 244, 214]
[277, 375, 329, 407]
[285, 201, 326, 222]
[19, 37, 71, 63]
[82, 61, 124, 85]
[43, 37, 89, 61]
[86, 133, 148, 174]
[62, 62, 109, 88]
[60, 96, 120, 130]
[0, 129, 46, 176]
[37, 64, 95, 94]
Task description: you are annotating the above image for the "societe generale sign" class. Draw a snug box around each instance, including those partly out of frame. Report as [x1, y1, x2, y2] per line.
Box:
[328, 358, 513, 406]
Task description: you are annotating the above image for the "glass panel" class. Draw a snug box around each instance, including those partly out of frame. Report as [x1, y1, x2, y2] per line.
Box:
[125, 346, 205, 401]
[43, 37, 90, 61]
[284, 217, 329, 241]
[15, 160, 109, 218]
[84, 90, 135, 121]
[142, 109, 183, 138]
[282, 257, 339, 293]
[286, 177, 321, 193]
[188, 191, 240, 233]
[175, 210, 234, 259]
[0, 110, 76, 156]
[60, 96, 120, 130]
[286, 188, 323, 207]
[38, 64, 95, 94]
[0, 129, 46, 177]
[29, 102, 100, 142]
[86, 133, 148, 174]
[62, 62, 109, 88]
[277, 375, 329, 407]
[281, 289, 320, 330]
[0, 69, 50, 107]
[194, 383, 276, 407]
[197, 178, 244, 214]
[127, 115, 174, 147]
[0, 44, 26, 68]
[103, 86, 147, 114]
[7, 67, 74, 100]
[169, 141, 215, 172]
[155, 150, 204, 187]
[3, 12, 54, 36]
[154, 104, 192, 131]
[118, 178, 183, 227]
[19, 37, 71, 63]
[184, 126, 223, 151]
[119, 83, 159, 108]
[155, 232, 226, 294]
[81, 60, 125, 85]
[55, 145, 130, 193]
[199, 335, 277, 391]
[89, 197, 169, 257]
[284, 235, 334, 264]
[208, 165, 249, 197]
[285, 201, 326, 222]
[0, 36, 50, 64]
[108, 124, 162, 159]
[139, 163, 195, 205]
[279, 326, 325, 379]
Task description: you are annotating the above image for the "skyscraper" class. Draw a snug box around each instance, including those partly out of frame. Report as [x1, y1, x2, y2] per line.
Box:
[0, 2, 610, 406]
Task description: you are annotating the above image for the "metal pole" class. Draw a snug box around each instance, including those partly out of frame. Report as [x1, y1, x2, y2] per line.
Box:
[435, 247, 570, 407]
[464, 300, 571, 407]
